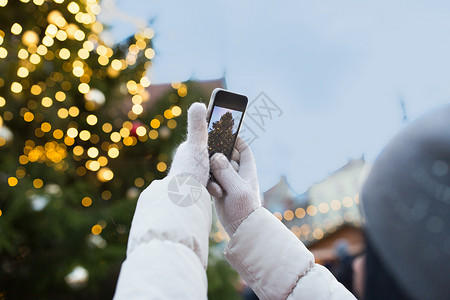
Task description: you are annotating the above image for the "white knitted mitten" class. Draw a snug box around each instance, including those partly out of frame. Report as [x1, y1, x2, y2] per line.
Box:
[168, 103, 209, 186]
[207, 137, 262, 236]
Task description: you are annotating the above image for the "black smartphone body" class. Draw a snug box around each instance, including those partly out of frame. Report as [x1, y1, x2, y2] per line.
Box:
[207, 88, 248, 159]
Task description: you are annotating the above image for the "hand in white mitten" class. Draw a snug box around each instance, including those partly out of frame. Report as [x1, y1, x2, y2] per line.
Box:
[207, 137, 262, 236]
[169, 103, 209, 186]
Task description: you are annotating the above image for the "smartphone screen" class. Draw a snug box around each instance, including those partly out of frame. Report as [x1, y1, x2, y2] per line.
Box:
[207, 89, 248, 159]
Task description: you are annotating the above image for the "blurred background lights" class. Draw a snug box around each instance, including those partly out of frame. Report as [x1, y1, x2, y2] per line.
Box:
[107, 147, 119, 158]
[11, 23, 22, 35]
[17, 67, 29, 78]
[22, 30, 39, 46]
[64, 266, 89, 289]
[97, 167, 114, 182]
[67, 2, 80, 14]
[91, 224, 102, 235]
[87, 147, 99, 158]
[81, 197, 92, 207]
[11, 82, 22, 93]
[84, 88, 105, 105]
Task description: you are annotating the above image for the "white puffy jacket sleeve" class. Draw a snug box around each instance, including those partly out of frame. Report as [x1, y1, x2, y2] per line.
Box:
[114, 176, 212, 299]
[224, 207, 357, 300]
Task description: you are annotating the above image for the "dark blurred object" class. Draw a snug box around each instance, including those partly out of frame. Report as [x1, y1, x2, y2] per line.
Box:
[361, 104, 450, 300]
[364, 239, 410, 300]
[242, 286, 259, 300]
[333, 240, 354, 292]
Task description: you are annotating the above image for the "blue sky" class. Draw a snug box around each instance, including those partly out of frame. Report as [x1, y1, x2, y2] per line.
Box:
[100, 0, 450, 193]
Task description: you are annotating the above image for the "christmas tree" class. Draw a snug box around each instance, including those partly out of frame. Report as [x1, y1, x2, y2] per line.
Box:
[208, 111, 236, 158]
[0, 1, 240, 299]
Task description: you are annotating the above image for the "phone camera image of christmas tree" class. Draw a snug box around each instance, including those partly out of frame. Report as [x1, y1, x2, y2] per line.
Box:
[208, 110, 241, 158]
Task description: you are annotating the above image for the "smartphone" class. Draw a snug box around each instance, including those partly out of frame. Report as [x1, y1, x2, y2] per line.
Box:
[207, 88, 248, 159]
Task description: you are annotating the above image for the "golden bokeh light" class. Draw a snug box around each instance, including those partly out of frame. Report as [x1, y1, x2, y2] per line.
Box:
[91, 224, 102, 235]
[97, 156, 108, 166]
[0, 47, 7, 59]
[55, 91, 66, 102]
[82, 196, 92, 207]
[86, 160, 100, 171]
[330, 199, 342, 211]
[132, 104, 143, 115]
[135, 126, 146, 136]
[22, 30, 39, 46]
[73, 66, 84, 77]
[41, 97, 53, 108]
[67, 127, 78, 138]
[11, 23, 22, 35]
[68, 106, 79, 117]
[150, 119, 160, 129]
[171, 106, 182, 117]
[67, 2, 80, 14]
[164, 109, 173, 119]
[79, 130, 91, 141]
[17, 67, 29, 78]
[295, 207, 306, 219]
[45, 24, 58, 37]
[306, 205, 317, 216]
[23, 112, 34, 122]
[140, 76, 150, 87]
[33, 178, 43, 188]
[40, 122, 51, 132]
[313, 228, 324, 240]
[318, 202, 330, 214]
[177, 85, 187, 97]
[78, 48, 89, 59]
[110, 132, 121, 143]
[134, 177, 145, 187]
[53, 129, 64, 139]
[87, 147, 99, 158]
[18, 49, 29, 59]
[29, 53, 41, 64]
[102, 123, 112, 133]
[107, 147, 119, 158]
[36, 45, 47, 55]
[42, 36, 54, 47]
[283, 210, 294, 221]
[111, 59, 121, 71]
[57, 108, 69, 119]
[73, 145, 84, 156]
[56, 30, 68, 41]
[97, 167, 114, 182]
[8, 177, 18, 187]
[144, 48, 155, 59]
[148, 129, 158, 140]
[118, 129, 129, 140]
[58, 48, 71, 60]
[31, 84, 42, 95]
[78, 83, 90, 94]
[156, 162, 167, 172]
[167, 119, 177, 129]
[11, 82, 23, 93]
[342, 196, 353, 207]
[86, 114, 97, 125]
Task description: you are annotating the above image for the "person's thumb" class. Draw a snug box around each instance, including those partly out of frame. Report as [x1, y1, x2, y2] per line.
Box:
[210, 153, 241, 194]
[187, 102, 208, 146]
